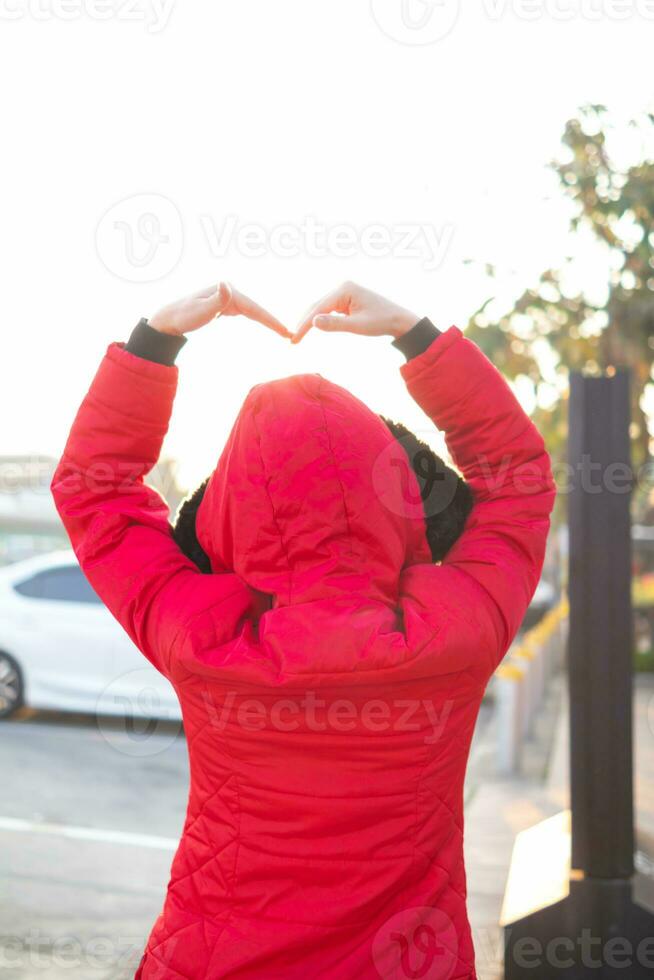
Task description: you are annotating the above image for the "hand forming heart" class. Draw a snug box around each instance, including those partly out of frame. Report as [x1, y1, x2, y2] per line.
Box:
[148, 281, 419, 344]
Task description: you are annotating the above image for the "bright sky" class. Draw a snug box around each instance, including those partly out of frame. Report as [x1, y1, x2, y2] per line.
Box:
[2, 0, 653, 492]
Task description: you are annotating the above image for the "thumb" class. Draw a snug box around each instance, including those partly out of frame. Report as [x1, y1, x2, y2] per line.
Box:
[202, 281, 233, 317]
[313, 313, 366, 334]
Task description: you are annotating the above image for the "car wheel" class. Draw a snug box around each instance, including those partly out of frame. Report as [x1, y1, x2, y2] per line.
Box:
[0, 651, 23, 719]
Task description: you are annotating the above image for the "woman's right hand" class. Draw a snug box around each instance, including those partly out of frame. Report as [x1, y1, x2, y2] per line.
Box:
[149, 282, 291, 339]
[291, 282, 419, 345]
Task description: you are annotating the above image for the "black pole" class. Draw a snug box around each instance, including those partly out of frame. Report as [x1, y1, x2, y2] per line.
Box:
[502, 369, 654, 979]
[567, 370, 634, 877]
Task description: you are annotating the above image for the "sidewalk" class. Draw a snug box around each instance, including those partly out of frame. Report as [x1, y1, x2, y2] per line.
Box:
[464, 673, 654, 980]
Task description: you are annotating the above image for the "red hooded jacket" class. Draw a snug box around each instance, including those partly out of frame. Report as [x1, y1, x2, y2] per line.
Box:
[52, 325, 555, 979]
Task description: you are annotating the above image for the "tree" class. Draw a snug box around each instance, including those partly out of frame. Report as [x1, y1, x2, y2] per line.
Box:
[467, 105, 654, 514]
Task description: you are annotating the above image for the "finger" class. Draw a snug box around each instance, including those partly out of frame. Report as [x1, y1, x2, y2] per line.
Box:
[193, 284, 221, 300]
[292, 288, 348, 344]
[289, 318, 313, 345]
[229, 287, 292, 339]
[292, 285, 351, 344]
[198, 281, 232, 317]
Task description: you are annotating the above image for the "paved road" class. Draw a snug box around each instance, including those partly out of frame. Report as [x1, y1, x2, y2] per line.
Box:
[1, 710, 188, 979]
[1, 703, 492, 979]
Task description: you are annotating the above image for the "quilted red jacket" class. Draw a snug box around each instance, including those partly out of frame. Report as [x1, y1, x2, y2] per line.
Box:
[52, 325, 554, 979]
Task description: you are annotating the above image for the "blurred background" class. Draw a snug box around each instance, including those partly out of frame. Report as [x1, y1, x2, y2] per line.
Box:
[2, 2, 654, 978]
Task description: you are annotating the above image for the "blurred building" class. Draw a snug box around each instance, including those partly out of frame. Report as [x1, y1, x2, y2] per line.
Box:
[0, 455, 188, 565]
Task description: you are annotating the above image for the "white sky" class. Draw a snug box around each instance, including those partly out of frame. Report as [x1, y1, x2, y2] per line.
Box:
[2, 0, 653, 491]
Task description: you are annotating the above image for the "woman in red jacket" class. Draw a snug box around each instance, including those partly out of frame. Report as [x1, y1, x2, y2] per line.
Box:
[52, 281, 555, 980]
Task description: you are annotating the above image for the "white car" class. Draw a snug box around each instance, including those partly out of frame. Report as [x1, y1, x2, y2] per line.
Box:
[0, 550, 181, 721]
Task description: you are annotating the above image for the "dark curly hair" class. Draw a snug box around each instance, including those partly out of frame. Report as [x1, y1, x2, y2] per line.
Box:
[172, 478, 212, 574]
[380, 418, 473, 562]
[172, 421, 473, 573]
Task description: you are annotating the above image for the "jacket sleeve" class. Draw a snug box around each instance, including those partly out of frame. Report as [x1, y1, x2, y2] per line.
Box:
[50, 342, 255, 678]
[401, 326, 556, 673]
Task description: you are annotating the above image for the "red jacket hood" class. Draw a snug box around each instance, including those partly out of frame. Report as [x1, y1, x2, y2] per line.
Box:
[195, 373, 432, 609]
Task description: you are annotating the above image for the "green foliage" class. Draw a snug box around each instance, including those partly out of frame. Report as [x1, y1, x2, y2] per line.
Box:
[467, 106, 654, 515]
[634, 648, 654, 673]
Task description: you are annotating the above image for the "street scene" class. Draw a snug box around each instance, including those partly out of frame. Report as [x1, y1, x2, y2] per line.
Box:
[4, 4, 654, 979]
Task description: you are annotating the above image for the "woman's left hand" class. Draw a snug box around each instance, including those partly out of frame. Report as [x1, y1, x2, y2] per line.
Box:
[149, 282, 291, 339]
[291, 281, 419, 344]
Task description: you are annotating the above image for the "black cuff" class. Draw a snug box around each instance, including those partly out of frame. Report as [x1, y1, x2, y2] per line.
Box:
[392, 317, 441, 361]
[125, 318, 187, 366]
